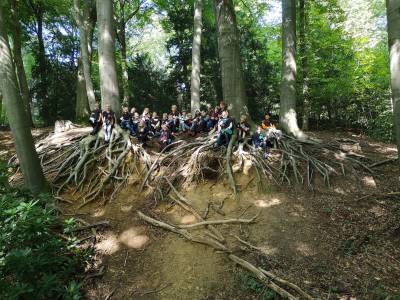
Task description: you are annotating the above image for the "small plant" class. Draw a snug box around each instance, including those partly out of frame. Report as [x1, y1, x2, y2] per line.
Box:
[239, 271, 277, 300]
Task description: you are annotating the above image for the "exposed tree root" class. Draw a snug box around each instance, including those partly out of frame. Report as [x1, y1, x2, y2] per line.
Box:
[9, 126, 375, 207]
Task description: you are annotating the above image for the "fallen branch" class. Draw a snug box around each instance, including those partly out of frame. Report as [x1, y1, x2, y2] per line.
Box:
[137, 211, 311, 300]
[177, 213, 259, 229]
[368, 158, 397, 168]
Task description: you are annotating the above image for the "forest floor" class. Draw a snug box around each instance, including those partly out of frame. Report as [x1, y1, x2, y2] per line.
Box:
[1, 129, 400, 299]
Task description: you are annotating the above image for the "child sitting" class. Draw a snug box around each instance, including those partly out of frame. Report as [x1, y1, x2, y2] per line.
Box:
[261, 113, 273, 130]
[89, 103, 102, 135]
[207, 106, 219, 131]
[237, 115, 250, 142]
[150, 112, 161, 135]
[215, 110, 233, 147]
[119, 106, 132, 132]
[252, 126, 269, 158]
[137, 120, 149, 144]
[131, 112, 140, 135]
[182, 113, 195, 135]
[102, 104, 115, 142]
[179, 110, 188, 131]
[159, 124, 173, 151]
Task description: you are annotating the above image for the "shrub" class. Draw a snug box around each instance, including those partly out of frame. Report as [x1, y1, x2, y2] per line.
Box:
[0, 163, 87, 300]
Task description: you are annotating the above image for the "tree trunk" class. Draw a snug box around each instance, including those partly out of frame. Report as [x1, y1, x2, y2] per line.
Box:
[214, 0, 248, 121]
[119, 3, 130, 105]
[11, 0, 33, 126]
[35, 4, 50, 125]
[97, 0, 120, 114]
[280, 0, 304, 138]
[299, 0, 310, 131]
[190, 0, 203, 114]
[76, 58, 90, 119]
[0, 6, 45, 194]
[386, 0, 400, 162]
[74, 0, 97, 110]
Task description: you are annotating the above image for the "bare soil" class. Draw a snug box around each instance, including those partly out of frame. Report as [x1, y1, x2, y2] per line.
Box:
[2, 129, 400, 299]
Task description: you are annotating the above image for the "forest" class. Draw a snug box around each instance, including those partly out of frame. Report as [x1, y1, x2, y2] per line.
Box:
[0, 0, 399, 299]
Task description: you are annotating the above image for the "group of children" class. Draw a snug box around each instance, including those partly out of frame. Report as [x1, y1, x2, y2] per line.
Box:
[88, 101, 281, 154]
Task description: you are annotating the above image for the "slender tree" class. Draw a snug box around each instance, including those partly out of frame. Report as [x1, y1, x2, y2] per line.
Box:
[0, 5, 45, 194]
[214, 0, 248, 120]
[74, 0, 97, 111]
[97, 0, 120, 113]
[115, 0, 142, 104]
[76, 58, 90, 119]
[280, 0, 304, 138]
[386, 0, 400, 161]
[299, 0, 310, 131]
[11, 0, 33, 125]
[28, 0, 50, 124]
[190, 0, 203, 114]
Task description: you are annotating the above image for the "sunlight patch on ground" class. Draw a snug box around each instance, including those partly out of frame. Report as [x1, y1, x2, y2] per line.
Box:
[295, 242, 316, 257]
[93, 208, 106, 217]
[180, 214, 197, 224]
[118, 227, 149, 249]
[259, 245, 278, 255]
[334, 152, 346, 160]
[96, 233, 120, 255]
[362, 176, 377, 188]
[254, 197, 281, 208]
[334, 187, 346, 194]
[369, 206, 386, 217]
[120, 205, 133, 212]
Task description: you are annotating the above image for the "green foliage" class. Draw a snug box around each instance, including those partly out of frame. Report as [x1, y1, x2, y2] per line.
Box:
[238, 271, 277, 300]
[0, 163, 87, 300]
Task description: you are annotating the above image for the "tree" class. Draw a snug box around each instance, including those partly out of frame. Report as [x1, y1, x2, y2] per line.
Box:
[299, 0, 310, 131]
[0, 5, 45, 194]
[97, 0, 120, 113]
[280, 0, 303, 138]
[76, 58, 90, 119]
[115, 0, 144, 104]
[190, 0, 203, 114]
[74, 0, 97, 112]
[386, 0, 400, 161]
[214, 0, 248, 120]
[10, 0, 33, 125]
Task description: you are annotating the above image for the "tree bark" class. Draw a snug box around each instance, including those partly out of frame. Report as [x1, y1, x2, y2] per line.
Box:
[11, 0, 33, 126]
[190, 0, 203, 114]
[214, 0, 248, 121]
[76, 58, 90, 119]
[119, 0, 130, 104]
[97, 0, 120, 113]
[299, 0, 310, 131]
[280, 0, 304, 138]
[0, 6, 45, 194]
[34, 3, 50, 125]
[74, 0, 97, 110]
[386, 0, 400, 162]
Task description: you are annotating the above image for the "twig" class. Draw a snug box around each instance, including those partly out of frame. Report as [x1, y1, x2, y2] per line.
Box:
[104, 288, 116, 300]
[368, 158, 397, 168]
[140, 283, 172, 296]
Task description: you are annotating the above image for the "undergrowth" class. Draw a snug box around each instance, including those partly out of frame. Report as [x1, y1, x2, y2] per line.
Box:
[0, 163, 89, 300]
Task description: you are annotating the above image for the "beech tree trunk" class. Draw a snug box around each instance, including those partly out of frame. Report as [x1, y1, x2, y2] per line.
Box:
[190, 0, 203, 114]
[74, 0, 97, 110]
[280, 0, 304, 138]
[299, 0, 310, 131]
[76, 58, 90, 119]
[0, 6, 45, 194]
[214, 0, 248, 120]
[97, 0, 120, 113]
[386, 0, 400, 161]
[11, 0, 33, 126]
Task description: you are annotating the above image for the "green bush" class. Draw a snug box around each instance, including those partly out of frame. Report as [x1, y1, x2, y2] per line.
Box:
[0, 163, 87, 300]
